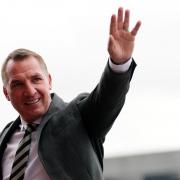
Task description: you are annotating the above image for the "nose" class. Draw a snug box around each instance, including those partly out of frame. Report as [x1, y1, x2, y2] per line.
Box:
[23, 82, 37, 96]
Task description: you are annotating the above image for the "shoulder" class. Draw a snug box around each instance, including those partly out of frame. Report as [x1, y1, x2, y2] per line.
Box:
[61, 93, 88, 106]
[2, 121, 14, 130]
[0, 121, 14, 137]
[75, 93, 89, 102]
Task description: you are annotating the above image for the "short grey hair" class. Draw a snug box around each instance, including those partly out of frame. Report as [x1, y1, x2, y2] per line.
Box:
[1, 48, 49, 85]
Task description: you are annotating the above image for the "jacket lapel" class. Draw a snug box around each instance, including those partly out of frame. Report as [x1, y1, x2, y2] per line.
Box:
[0, 118, 21, 179]
[0, 118, 21, 151]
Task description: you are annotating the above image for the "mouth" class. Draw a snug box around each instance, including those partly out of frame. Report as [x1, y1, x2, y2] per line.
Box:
[25, 98, 40, 105]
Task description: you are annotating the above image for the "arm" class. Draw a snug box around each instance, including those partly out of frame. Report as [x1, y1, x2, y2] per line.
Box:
[77, 7, 141, 139]
[77, 60, 136, 138]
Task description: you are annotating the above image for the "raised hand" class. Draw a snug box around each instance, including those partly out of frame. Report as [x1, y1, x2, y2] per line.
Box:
[108, 7, 141, 64]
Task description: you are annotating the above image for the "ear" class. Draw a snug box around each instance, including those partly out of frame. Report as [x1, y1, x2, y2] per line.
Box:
[48, 74, 52, 90]
[3, 86, 10, 101]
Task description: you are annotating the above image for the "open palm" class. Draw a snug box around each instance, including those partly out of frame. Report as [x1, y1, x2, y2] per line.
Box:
[108, 7, 141, 64]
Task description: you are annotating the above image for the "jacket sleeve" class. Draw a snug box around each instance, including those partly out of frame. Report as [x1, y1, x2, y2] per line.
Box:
[76, 60, 136, 139]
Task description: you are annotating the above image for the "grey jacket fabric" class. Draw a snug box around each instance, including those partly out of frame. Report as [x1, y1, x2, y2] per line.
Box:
[0, 61, 136, 180]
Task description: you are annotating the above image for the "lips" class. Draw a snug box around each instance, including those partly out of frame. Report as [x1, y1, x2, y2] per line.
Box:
[25, 98, 40, 105]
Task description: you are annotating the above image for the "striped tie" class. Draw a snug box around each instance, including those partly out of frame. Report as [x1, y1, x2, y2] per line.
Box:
[9, 124, 38, 180]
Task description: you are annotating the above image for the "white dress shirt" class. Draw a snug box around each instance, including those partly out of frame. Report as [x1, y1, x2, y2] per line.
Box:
[2, 58, 132, 179]
[2, 118, 50, 180]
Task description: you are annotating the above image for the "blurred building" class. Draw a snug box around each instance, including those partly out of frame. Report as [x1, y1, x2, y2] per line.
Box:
[104, 150, 180, 180]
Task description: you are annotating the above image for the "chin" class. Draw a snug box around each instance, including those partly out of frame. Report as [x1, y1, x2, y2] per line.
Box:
[23, 112, 43, 123]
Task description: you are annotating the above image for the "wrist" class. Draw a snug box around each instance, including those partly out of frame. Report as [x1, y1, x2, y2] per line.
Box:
[109, 57, 133, 73]
[110, 57, 132, 65]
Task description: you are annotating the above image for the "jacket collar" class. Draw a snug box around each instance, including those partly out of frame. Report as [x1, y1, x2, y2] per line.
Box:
[39, 93, 66, 127]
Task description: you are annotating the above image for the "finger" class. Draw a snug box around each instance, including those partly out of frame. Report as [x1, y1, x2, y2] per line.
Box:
[131, 21, 141, 36]
[123, 10, 130, 31]
[109, 14, 117, 35]
[117, 7, 123, 30]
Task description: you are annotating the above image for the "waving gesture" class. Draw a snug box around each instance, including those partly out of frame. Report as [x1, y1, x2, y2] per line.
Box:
[108, 7, 141, 64]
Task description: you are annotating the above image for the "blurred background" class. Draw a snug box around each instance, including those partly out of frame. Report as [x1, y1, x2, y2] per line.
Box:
[0, 0, 179, 179]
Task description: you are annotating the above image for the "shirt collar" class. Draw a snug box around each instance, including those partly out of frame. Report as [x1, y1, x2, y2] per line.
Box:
[19, 117, 41, 131]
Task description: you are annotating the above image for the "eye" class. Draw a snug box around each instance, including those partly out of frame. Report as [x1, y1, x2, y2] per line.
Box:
[11, 81, 23, 88]
[32, 76, 43, 83]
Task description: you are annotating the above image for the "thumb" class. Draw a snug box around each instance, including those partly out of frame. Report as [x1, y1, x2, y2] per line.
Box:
[108, 35, 116, 55]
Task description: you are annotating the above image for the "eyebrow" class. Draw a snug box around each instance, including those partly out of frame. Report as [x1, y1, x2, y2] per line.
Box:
[31, 73, 43, 78]
[10, 73, 43, 84]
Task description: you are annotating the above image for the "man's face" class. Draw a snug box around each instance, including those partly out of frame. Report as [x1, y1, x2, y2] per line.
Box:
[3, 56, 52, 123]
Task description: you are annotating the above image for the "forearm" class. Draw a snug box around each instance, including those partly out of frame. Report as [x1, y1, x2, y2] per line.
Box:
[77, 60, 136, 139]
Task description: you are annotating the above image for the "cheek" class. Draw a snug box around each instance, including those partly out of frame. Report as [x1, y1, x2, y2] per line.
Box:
[40, 83, 51, 93]
[9, 90, 22, 101]
[10, 95, 23, 111]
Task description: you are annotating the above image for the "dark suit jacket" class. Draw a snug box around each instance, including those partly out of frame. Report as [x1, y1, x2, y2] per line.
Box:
[0, 62, 136, 180]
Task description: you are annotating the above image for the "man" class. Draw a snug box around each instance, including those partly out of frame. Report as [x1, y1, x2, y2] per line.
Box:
[0, 7, 141, 180]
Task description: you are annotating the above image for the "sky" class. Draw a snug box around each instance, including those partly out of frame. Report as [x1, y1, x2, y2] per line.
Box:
[0, 0, 179, 158]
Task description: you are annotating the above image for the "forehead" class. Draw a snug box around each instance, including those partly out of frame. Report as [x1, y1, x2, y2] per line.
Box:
[6, 56, 45, 80]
